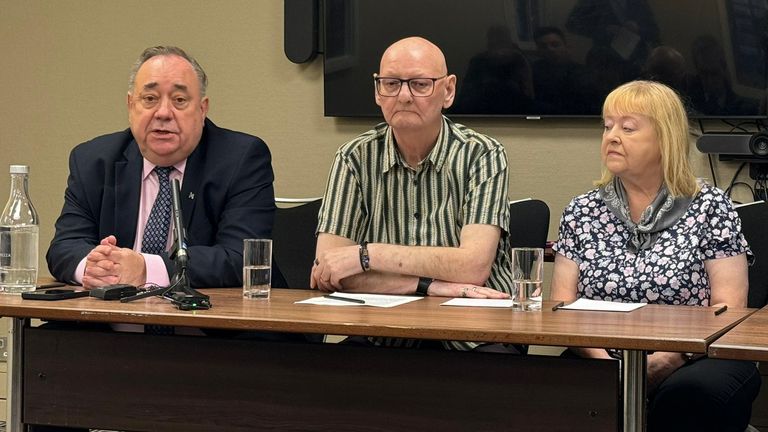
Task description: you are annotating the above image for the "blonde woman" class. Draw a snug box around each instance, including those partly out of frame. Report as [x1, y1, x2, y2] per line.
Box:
[552, 80, 760, 432]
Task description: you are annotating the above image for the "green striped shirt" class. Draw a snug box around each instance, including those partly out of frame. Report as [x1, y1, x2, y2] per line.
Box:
[318, 117, 515, 350]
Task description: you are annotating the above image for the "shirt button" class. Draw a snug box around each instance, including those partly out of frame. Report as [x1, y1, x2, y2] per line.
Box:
[414, 212, 421, 219]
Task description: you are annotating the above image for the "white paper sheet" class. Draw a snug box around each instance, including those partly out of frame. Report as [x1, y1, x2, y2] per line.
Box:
[558, 298, 646, 312]
[441, 298, 516, 308]
[296, 293, 423, 308]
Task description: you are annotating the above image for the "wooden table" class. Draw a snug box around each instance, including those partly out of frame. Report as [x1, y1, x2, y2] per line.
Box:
[707, 306, 768, 428]
[0, 289, 752, 432]
[709, 305, 768, 361]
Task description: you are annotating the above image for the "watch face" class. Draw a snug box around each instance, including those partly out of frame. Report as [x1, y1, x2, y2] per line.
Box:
[683, 353, 703, 363]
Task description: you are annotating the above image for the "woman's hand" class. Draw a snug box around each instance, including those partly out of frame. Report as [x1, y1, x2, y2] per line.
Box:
[647, 351, 687, 394]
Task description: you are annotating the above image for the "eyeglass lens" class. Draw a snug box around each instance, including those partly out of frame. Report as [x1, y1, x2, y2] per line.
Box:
[376, 78, 435, 97]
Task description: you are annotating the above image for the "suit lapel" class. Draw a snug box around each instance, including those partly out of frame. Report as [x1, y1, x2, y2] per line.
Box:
[114, 141, 143, 247]
[180, 120, 211, 228]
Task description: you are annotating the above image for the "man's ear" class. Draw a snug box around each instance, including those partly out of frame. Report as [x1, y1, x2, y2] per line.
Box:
[374, 85, 382, 108]
[126, 93, 134, 123]
[442, 74, 457, 109]
[200, 96, 209, 118]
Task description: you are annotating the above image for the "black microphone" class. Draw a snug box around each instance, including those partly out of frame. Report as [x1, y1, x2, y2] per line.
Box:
[167, 179, 211, 310]
[121, 179, 211, 309]
[170, 178, 188, 270]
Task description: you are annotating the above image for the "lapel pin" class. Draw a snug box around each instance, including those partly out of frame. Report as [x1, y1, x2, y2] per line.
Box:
[188, 192, 195, 200]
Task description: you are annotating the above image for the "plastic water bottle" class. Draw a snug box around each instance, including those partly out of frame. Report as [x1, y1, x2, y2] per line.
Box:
[0, 165, 39, 293]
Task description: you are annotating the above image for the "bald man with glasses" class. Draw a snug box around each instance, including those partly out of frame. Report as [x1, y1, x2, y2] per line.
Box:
[311, 37, 516, 351]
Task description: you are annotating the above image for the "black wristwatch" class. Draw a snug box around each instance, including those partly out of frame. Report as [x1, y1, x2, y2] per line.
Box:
[416, 277, 433, 296]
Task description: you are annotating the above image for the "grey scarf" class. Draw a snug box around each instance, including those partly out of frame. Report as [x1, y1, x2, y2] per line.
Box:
[599, 177, 692, 253]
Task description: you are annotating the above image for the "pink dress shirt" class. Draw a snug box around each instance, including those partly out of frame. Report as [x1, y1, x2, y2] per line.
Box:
[74, 159, 186, 287]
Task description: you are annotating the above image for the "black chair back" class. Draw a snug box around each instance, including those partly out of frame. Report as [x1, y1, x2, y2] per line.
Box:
[272, 199, 322, 289]
[735, 201, 768, 308]
[508, 199, 550, 249]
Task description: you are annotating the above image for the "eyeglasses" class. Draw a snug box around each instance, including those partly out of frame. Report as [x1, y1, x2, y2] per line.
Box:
[373, 74, 447, 97]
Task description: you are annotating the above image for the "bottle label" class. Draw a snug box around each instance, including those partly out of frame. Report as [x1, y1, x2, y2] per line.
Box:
[0, 226, 10, 267]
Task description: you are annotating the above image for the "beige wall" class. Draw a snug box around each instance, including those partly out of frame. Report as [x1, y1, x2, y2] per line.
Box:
[0, 0, 750, 278]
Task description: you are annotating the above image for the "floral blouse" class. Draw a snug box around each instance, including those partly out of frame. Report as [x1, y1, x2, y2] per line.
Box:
[553, 184, 751, 306]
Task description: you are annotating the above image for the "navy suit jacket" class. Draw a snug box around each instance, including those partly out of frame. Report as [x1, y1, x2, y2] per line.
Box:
[47, 118, 276, 288]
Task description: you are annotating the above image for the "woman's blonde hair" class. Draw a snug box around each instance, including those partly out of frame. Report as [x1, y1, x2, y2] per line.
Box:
[596, 80, 699, 197]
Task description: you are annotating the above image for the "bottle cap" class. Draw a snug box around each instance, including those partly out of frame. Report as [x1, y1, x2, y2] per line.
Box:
[9, 165, 28, 174]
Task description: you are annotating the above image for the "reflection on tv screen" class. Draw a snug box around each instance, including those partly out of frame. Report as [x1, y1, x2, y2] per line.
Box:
[323, 0, 768, 119]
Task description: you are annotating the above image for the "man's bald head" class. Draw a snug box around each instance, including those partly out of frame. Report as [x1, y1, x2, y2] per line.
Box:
[379, 37, 448, 77]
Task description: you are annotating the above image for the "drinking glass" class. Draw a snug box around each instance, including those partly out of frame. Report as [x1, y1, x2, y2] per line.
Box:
[243, 239, 272, 299]
[511, 247, 544, 311]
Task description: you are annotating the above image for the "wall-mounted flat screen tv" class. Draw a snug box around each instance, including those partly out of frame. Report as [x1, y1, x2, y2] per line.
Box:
[323, 0, 768, 119]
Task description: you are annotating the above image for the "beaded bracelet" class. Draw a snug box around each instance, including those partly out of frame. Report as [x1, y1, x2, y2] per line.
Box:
[359, 241, 370, 272]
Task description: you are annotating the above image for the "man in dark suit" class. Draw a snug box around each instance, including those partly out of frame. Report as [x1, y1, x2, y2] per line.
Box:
[47, 46, 276, 289]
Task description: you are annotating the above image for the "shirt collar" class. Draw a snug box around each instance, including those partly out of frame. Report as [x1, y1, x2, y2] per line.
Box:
[382, 116, 452, 173]
[141, 159, 187, 181]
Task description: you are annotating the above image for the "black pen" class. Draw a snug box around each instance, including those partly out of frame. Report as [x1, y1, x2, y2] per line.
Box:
[551, 301, 565, 311]
[324, 294, 366, 304]
[714, 305, 727, 316]
[36, 282, 66, 289]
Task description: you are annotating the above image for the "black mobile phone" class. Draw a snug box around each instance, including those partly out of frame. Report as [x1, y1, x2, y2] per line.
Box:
[21, 288, 90, 301]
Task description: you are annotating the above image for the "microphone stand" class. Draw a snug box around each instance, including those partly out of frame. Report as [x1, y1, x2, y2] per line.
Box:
[122, 179, 211, 310]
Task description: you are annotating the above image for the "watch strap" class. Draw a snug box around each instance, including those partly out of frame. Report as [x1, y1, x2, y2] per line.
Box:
[416, 277, 433, 296]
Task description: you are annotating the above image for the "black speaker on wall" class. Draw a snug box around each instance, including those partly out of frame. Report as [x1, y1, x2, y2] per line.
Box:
[284, 0, 319, 63]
